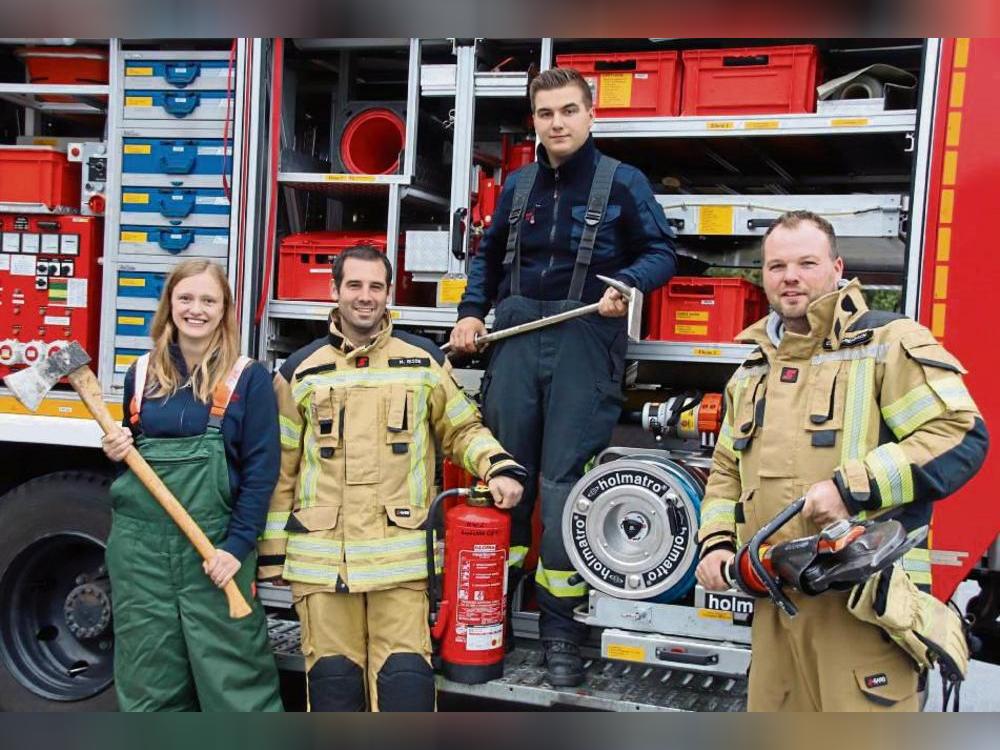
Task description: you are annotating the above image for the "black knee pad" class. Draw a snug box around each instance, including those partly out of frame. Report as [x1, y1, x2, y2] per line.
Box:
[376, 653, 434, 711]
[307, 655, 366, 711]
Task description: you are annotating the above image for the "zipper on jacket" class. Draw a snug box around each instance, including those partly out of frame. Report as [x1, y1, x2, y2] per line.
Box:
[541, 168, 560, 289]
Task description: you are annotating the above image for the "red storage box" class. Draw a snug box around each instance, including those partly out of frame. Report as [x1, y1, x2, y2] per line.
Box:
[680, 45, 818, 116]
[16, 46, 109, 103]
[646, 277, 769, 342]
[555, 51, 681, 117]
[0, 146, 81, 210]
[277, 230, 430, 305]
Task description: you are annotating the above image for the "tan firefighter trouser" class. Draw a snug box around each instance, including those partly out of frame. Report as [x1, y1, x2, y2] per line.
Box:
[296, 584, 432, 711]
[748, 589, 920, 711]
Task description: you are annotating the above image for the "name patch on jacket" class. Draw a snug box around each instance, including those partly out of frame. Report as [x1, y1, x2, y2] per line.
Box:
[864, 673, 888, 689]
[388, 357, 430, 368]
[394, 508, 412, 518]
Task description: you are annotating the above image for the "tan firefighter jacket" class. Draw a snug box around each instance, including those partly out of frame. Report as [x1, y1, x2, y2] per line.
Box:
[697, 280, 988, 588]
[258, 311, 524, 594]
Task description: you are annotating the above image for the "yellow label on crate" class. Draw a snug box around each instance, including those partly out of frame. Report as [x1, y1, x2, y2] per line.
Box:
[693, 347, 723, 357]
[126, 66, 154, 76]
[598, 73, 633, 109]
[389, 309, 401, 319]
[437, 277, 468, 306]
[675, 324, 709, 336]
[30, 137, 58, 146]
[831, 117, 871, 128]
[115, 354, 139, 367]
[606, 644, 646, 663]
[707, 121, 735, 130]
[119, 278, 147, 287]
[323, 174, 377, 182]
[676, 310, 709, 322]
[125, 96, 153, 107]
[699, 608, 733, 621]
[122, 193, 150, 204]
[120, 231, 148, 243]
[123, 144, 152, 154]
[697, 205, 734, 235]
[744, 120, 780, 130]
[117, 316, 147, 326]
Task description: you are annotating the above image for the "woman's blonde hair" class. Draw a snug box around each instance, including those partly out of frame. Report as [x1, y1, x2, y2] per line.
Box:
[146, 260, 240, 403]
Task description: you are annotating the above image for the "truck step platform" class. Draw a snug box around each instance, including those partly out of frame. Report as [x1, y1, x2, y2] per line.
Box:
[267, 617, 747, 711]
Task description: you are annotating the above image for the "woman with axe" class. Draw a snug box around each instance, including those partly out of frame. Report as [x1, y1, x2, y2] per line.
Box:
[102, 259, 283, 711]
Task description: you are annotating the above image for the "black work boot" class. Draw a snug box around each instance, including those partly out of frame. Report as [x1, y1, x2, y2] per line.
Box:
[543, 640, 585, 687]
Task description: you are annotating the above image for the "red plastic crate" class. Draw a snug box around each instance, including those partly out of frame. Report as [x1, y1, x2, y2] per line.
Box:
[680, 44, 818, 116]
[555, 51, 681, 117]
[646, 277, 769, 343]
[277, 230, 430, 305]
[16, 46, 109, 103]
[0, 146, 81, 210]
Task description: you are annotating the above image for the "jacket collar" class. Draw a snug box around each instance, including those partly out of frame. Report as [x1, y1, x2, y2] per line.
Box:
[736, 278, 869, 358]
[536, 134, 597, 180]
[327, 308, 393, 360]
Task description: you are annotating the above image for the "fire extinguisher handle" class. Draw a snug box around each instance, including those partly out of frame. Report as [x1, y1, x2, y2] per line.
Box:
[423, 488, 470, 636]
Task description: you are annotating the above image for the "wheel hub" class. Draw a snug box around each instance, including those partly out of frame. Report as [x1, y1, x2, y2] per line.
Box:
[63, 583, 111, 640]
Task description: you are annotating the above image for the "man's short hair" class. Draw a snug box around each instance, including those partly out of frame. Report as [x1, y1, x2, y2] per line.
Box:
[762, 210, 839, 259]
[331, 244, 393, 289]
[529, 67, 593, 111]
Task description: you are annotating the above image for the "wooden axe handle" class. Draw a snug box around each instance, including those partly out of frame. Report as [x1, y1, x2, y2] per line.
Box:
[68, 365, 252, 620]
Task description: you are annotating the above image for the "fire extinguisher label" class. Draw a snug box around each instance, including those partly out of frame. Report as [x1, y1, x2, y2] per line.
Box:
[456, 546, 507, 652]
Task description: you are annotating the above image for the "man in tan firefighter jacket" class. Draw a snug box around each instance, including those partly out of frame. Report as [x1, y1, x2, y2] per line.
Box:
[258, 245, 526, 711]
[695, 211, 988, 711]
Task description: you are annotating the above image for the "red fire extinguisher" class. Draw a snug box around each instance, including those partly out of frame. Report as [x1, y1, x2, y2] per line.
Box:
[424, 484, 511, 684]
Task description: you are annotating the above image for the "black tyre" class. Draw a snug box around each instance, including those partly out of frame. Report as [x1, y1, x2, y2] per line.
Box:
[0, 471, 117, 711]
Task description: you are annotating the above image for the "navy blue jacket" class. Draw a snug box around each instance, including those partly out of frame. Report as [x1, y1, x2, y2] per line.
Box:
[121, 349, 280, 562]
[457, 136, 677, 320]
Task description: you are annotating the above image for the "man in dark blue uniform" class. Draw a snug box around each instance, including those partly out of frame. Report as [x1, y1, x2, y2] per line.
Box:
[449, 67, 677, 686]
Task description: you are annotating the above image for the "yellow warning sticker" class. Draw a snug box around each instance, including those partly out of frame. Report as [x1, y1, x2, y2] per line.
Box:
[117, 316, 147, 326]
[115, 354, 139, 367]
[125, 96, 153, 107]
[693, 347, 723, 357]
[598, 73, 633, 109]
[126, 67, 154, 76]
[29, 137, 58, 146]
[697, 205, 734, 235]
[744, 120, 780, 130]
[675, 324, 709, 336]
[679, 410, 696, 433]
[324, 174, 377, 182]
[120, 231, 148, 243]
[122, 193, 150, 204]
[437, 277, 468, 306]
[707, 121, 735, 130]
[119, 278, 147, 287]
[830, 117, 870, 128]
[606, 644, 646, 662]
[676, 310, 709, 322]
[699, 608, 733, 621]
[123, 144, 152, 154]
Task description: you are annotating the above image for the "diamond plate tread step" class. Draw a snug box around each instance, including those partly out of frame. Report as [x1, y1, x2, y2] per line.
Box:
[267, 617, 747, 712]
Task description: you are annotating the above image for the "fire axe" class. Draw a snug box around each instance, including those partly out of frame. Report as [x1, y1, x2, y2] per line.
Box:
[3, 342, 253, 619]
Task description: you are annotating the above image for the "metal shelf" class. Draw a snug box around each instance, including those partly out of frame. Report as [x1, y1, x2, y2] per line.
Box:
[628, 341, 754, 364]
[267, 300, 465, 327]
[592, 110, 917, 139]
[277, 171, 408, 199]
[0, 83, 109, 114]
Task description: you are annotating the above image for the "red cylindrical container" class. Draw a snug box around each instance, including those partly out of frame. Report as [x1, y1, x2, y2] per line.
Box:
[502, 139, 535, 180]
[433, 490, 511, 684]
[338, 107, 406, 175]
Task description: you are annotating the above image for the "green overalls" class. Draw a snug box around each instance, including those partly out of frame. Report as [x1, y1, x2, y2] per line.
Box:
[106, 355, 283, 712]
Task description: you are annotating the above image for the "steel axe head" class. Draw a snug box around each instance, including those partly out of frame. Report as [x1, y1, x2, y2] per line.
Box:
[596, 274, 645, 341]
[3, 341, 91, 412]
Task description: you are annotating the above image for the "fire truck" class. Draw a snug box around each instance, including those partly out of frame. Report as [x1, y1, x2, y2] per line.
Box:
[0, 37, 995, 711]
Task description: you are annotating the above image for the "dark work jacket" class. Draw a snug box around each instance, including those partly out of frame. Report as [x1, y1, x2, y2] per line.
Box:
[457, 135, 677, 320]
[121, 346, 280, 562]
